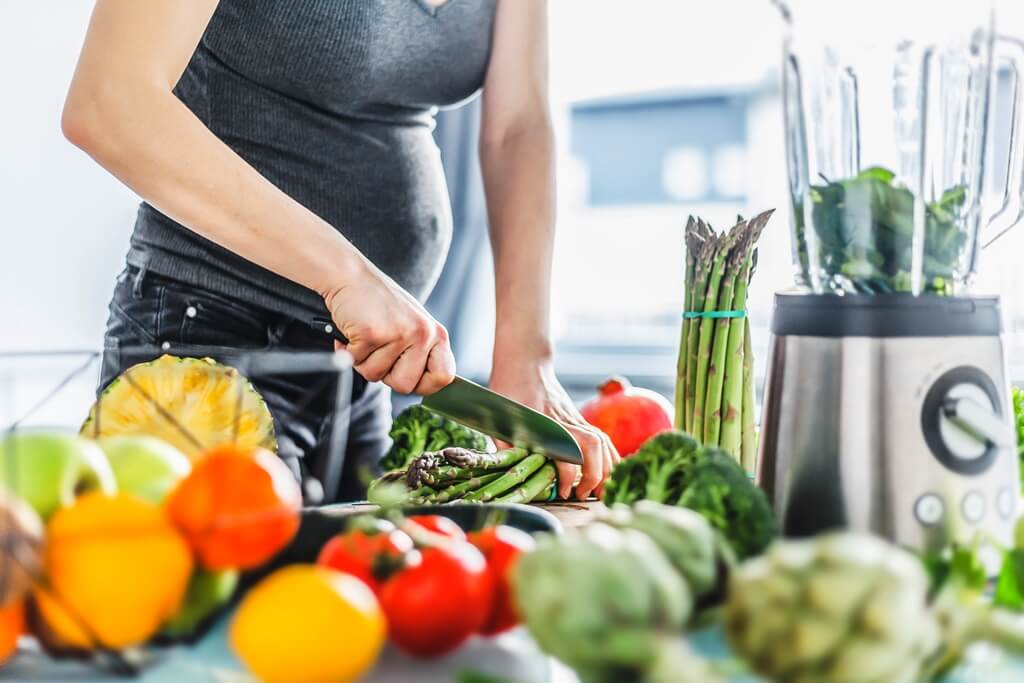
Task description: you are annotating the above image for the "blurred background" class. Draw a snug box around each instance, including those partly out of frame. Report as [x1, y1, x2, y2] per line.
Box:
[4, 0, 1024, 422]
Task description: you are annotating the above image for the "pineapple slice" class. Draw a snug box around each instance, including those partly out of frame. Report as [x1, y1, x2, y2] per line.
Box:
[81, 355, 277, 461]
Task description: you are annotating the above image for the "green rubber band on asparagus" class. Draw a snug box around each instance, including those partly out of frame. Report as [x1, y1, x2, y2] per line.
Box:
[682, 310, 747, 319]
[548, 486, 558, 502]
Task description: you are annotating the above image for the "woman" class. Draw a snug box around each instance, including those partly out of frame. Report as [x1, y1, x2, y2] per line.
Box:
[63, 0, 618, 500]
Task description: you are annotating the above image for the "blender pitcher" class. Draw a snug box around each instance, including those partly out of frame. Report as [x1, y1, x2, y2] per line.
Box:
[777, 0, 1024, 295]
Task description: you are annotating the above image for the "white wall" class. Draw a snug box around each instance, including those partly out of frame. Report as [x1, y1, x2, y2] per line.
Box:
[0, 1, 139, 352]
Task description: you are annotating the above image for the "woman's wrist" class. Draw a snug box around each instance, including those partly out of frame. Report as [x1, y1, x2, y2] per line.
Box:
[492, 327, 554, 369]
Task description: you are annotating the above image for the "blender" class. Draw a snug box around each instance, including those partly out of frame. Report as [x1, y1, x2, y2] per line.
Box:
[759, 0, 1024, 552]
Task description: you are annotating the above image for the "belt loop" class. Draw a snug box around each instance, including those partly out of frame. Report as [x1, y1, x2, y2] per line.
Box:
[131, 263, 149, 300]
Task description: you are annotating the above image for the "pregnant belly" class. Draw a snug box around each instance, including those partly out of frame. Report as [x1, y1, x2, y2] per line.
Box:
[225, 120, 454, 302]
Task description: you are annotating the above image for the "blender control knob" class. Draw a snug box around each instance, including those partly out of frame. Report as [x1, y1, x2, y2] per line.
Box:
[914, 493, 945, 526]
[961, 491, 986, 524]
[922, 368, 1004, 476]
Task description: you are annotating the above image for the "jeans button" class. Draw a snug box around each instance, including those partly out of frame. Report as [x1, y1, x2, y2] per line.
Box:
[161, 341, 171, 351]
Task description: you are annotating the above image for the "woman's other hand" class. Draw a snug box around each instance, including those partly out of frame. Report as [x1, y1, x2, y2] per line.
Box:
[489, 354, 620, 501]
[324, 262, 455, 396]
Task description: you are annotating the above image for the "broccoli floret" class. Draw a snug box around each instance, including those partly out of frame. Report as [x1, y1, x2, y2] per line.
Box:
[677, 449, 775, 559]
[602, 431, 700, 505]
[379, 404, 488, 472]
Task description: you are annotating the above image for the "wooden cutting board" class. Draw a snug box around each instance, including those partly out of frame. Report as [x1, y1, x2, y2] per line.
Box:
[534, 500, 606, 529]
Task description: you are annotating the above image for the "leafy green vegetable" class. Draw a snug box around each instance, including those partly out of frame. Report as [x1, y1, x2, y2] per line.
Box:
[995, 549, 1024, 611]
[793, 166, 968, 295]
[677, 451, 775, 559]
[1013, 386, 1024, 493]
[378, 405, 488, 472]
[602, 431, 775, 558]
[602, 431, 701, 506]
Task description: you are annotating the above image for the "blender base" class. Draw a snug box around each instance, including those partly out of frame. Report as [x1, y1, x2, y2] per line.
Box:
[757, 293, 1019, 553]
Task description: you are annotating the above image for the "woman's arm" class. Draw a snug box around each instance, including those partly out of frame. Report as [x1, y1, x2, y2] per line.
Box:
[64, 0, 453, 395]
[480, 0, 619, 500]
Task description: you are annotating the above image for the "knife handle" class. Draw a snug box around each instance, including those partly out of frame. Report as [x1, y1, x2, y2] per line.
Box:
[311, 318, 350, 345]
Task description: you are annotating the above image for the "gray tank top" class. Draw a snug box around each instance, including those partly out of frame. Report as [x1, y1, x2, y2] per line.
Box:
[127, 0, 498, 317]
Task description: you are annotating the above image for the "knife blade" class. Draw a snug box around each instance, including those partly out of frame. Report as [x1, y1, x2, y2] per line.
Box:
[311, 318, 583, 465]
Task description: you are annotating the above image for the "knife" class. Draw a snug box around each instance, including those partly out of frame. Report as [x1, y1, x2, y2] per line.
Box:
[311, 318, 583, 465]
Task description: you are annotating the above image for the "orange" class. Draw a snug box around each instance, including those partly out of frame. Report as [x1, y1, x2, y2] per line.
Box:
[230, 565, 385, 683]
[37, 492, 193, 650]
[0, 600, 25, 664]
[167, 445, 302, 570]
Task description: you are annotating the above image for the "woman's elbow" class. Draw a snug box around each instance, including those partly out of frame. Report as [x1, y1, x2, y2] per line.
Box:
[61, 84, 125, 158]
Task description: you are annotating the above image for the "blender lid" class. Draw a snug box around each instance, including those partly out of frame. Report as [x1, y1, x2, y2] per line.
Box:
[771, 294, 1002, 338]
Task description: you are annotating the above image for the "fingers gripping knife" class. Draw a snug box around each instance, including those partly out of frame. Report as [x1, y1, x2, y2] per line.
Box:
[310, 318, 583, 465]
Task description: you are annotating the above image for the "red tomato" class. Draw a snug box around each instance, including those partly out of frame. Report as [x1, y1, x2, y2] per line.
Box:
[379, 540, 491, 658]
[407, 515, 466, 541]
[316, 520, 413, 594]
[469, 526, 535, 636]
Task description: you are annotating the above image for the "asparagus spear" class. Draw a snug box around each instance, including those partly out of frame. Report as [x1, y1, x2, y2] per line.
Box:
[740, 317, 758, 473]
[493, 463, 557, 505]
[684, 227, 717, 432]
[691, 223, 743, 440]
[716, 253, 751, 457]
[702, 225, 751, 446]
[439, 447, 529, 470]
[463, 453, 547, 503]
[676, 217, 699, 428]
[427, 472, 504, 504]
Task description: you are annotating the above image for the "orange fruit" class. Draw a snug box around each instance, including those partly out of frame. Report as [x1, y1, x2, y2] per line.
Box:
[0, 600, 25, 663]
[167, 445, 302, 570]
[36, 492, 193, 649]
[230, 565, 384, 683]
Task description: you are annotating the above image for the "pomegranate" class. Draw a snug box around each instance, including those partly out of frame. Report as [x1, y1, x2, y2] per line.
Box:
[580, 377, 673, 457]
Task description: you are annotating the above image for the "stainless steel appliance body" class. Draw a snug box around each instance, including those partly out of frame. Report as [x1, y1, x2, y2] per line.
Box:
[758, 294, 1019, 551]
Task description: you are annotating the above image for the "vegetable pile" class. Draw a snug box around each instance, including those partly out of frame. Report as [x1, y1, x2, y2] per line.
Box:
[379, 405, 489, 472]
[602, 430, 775, 558]
[514, 502, 729, 683]
[794, 166, 968, 295]
[316, 513, 534, 659]
[513, 498, 1024, 683]
[369, 447, 557, 506]
[676, 211, 774, 471]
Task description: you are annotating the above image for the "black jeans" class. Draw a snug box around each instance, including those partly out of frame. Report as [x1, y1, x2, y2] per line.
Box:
[99, 265, 391, 503]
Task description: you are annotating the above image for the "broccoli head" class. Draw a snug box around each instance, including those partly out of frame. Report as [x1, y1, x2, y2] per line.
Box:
[602, 431, 700, 506]
[379, 404, 489, 472]
[677, 449, 775, 559]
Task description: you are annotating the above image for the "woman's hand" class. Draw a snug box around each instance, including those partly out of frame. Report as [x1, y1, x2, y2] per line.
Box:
[324, 262, 456, 396]
[490, 353, 620, 501]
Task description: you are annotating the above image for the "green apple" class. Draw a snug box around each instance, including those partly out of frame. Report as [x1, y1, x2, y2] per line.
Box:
[161, 569, 239, 639]
[98, 436, 191, 504]
[0, 432, 116, 520]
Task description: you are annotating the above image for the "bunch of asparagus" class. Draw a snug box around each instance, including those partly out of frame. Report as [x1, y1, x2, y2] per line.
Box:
[675, 210, 774, 473]
[369, 447, 558, 506]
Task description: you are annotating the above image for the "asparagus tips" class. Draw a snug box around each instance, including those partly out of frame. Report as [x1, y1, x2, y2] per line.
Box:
[494, 463, 558, 505]
[463, 453, 548, 503]
[740, 317, 758, 473]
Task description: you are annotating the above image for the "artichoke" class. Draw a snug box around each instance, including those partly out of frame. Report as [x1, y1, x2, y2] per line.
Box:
[600, 501, 733, 604]
[725, 532, 941, 683]
[513, 523, 721, 683]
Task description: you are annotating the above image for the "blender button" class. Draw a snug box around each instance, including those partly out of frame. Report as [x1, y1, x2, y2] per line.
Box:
[997, 487, 1017, 520]
[961, 491, 986, 524]
[914, 494, 945, 526]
